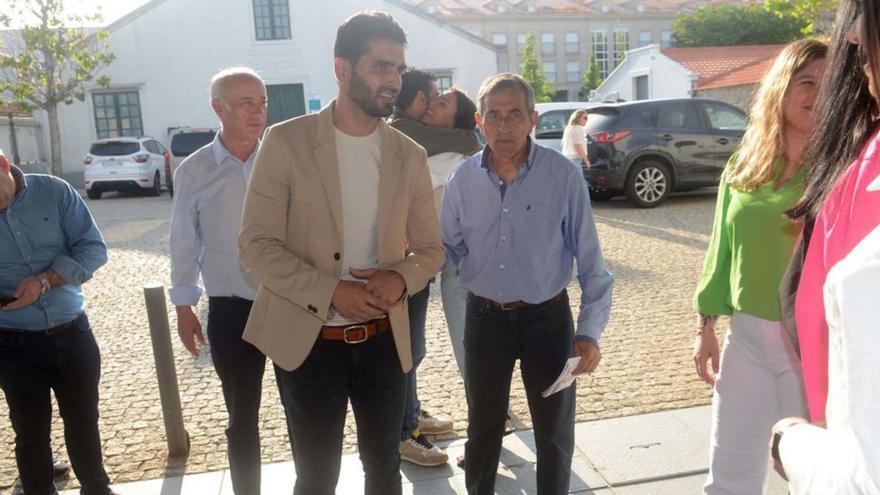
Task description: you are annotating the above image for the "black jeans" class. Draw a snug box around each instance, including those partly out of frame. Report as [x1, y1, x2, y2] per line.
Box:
[0, 313, 111, 495]
[207, 297, 266, 495]
[463, 293, 576, 495]
[275, 328, 406, 495]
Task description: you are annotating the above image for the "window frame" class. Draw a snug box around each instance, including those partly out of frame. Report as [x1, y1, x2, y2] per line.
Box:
[541, 32, 556, 55]
[253, 0, 291, 41]
[92, 90, 144, 139]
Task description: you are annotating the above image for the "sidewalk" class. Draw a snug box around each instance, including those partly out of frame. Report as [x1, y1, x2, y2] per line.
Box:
[61, 405, 789, 494]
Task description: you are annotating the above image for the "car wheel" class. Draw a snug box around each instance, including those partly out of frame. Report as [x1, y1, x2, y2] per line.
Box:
[625, 160, 670, 208]
[148, 172, 161, 197]
[86, 189, 101, 200]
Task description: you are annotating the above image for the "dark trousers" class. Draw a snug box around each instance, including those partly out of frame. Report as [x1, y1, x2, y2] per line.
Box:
[402, 285, 430, 439]
[207, 297, 266, 495]
[0, 313, 111, 495]
[275, 329, 406, 495]
[463, 293, 576, 495]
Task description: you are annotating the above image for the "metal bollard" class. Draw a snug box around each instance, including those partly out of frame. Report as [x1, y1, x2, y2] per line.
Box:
[144, 283, 190, 458]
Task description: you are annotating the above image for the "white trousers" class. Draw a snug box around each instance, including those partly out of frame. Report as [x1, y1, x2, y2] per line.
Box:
[704, 312, 808, 495]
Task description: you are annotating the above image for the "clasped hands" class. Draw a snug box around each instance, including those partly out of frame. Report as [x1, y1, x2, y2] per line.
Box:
[331, 268, 406, 322]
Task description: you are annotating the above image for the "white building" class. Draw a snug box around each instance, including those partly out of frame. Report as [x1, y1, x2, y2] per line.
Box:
[595, 43, 784, 109]
[28, 0, 498, 183]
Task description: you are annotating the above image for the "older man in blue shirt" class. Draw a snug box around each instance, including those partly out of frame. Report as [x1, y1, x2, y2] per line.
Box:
[440, 73, 613, 495]
[0, 148, 116, 494]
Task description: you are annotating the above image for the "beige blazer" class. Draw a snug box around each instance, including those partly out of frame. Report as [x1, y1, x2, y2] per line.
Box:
[238, 101, 445, 372]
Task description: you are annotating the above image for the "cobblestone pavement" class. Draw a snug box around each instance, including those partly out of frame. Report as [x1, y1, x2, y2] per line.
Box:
[0, 190, 727, 491]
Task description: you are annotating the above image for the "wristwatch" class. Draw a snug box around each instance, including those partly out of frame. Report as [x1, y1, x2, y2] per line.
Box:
[36, 272, 51, 295]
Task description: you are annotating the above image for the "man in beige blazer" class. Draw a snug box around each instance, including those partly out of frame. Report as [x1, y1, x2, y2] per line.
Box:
[238, 11, 444, 495]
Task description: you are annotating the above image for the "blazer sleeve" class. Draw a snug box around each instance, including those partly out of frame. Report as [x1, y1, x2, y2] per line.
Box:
[238, 125, 339, 321]
[387, 147, 446, 294]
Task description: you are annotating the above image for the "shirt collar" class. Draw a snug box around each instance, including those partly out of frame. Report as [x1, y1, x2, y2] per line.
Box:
[11, 165, 25, 196]
[480, 137, 536, 171]
[211, 132, 259, 167]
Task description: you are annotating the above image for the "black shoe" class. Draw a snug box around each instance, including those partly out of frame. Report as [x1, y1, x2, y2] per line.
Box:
[54, 458, 71, 481]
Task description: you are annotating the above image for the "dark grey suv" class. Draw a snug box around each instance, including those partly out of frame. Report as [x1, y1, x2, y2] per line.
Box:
[583, 98, 746, 208]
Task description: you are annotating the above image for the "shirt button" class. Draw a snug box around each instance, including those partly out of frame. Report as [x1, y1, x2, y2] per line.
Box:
[500, 235, 506, 241]
[502, 207, 508, 213]
[334, 253, 340, 261]
[499, 264, 505, 269]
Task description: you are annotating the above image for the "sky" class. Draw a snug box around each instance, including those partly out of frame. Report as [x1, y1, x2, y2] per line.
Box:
[1, 0, 152, 27]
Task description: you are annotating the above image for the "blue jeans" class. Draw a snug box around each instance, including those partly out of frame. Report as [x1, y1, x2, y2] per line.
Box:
[401, 284, 430, 439]
[0, 313, 111, 495]
[463, 293, 576, 495]
[275, 329, 406, 495]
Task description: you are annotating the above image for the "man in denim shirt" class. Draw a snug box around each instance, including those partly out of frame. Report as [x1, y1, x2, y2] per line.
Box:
[0, 148, 117, 495]
[440, 73, 613, 495]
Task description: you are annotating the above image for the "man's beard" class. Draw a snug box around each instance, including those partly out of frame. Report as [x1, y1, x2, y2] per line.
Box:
[349, 73, 395, 118]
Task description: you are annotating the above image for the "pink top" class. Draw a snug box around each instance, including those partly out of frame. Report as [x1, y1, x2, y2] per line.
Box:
[797, 125, 880, 422]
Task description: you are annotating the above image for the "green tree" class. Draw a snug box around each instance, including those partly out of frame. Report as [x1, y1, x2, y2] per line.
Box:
[0, 0, 115, 176]
[579, 54, 602, 101]
[671, 3, 807, 47]
[519, 33, 552, 103]
[765, 0, 837, 36]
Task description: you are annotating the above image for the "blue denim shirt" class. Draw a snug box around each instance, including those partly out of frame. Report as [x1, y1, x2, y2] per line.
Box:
[440, 140, 613, 344]
[0, 167, 107, 330]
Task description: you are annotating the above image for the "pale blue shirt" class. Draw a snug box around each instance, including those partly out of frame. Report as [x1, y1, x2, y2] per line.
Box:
[169, 135, 258, 306]
[0, 168, 107, 330]
[440, 140, 614, 343]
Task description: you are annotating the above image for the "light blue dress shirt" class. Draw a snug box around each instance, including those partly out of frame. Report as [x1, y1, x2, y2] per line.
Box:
[168, 135, 259, 306]
[0, 168, 108, 330]
[440, 140, 614, 343]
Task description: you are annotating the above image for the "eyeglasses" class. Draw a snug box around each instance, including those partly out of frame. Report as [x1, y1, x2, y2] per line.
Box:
[481, 110, 529, 127]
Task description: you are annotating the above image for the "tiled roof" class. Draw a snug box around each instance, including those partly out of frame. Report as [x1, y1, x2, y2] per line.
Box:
[661, 44, 784, 90]
[409, 0, 746, 16]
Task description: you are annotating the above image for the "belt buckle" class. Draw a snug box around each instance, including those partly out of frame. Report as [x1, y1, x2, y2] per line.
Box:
[343, 325, 368, 344]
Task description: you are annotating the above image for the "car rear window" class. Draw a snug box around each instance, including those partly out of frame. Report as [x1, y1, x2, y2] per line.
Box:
[170, 131, 216, 157]
[583, 108, 620, 132]
[89, 142, 140, 156]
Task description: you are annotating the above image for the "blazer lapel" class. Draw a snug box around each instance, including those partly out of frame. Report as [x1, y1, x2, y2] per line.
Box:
[313, 102, 344, 239]
[377, 119, 401, 247]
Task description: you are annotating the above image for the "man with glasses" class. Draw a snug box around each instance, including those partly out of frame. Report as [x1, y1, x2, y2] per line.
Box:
[440, 73, 613, 495]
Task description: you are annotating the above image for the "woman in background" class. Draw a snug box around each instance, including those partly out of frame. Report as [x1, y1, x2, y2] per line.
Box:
[560, 109, 590, 168]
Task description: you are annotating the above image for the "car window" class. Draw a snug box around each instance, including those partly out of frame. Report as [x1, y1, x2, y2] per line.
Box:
[143, 141, 157, 154]
[583, 107, 620, 132]
[535, 110, 574, 139]
[619, 106, 656, 127]
[656, 102, 701, 129]
[154, 141, 167, 154]
[89, 141, 140, 156]
[170, 131, 216, 157]
[701, 102, 747, 131]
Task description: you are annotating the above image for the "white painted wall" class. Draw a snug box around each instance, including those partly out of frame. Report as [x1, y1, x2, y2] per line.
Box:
[595, 44, 695, 102]
[51, 0, 498, 180]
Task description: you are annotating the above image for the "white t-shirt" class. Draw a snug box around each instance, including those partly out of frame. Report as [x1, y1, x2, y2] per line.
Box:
[561, 124, 587, 159]
[329, 126, 382, 325]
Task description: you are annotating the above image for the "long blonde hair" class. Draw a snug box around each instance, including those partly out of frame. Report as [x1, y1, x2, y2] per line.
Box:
[567, 109, 588, 127]
[726, 38, 828, 190]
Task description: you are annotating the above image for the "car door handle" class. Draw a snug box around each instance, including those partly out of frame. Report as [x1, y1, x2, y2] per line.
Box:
[658, 134, 674, 141]
[716, 138, 730, 145]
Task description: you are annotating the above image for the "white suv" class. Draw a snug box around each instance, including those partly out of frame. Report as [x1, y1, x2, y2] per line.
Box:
[83, 137, 171, 199]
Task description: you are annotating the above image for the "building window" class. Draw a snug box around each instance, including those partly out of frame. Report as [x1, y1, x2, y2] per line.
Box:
[541, 32, 555, 55]
[565, 32, 579, 54]
[92, 91, 143, 139]
[426, 5, 437, 14]
[566, 61, 580, 82]
[527, 4, 536, 12]
[661, 31, 674, 48]
[634, 74, 649, 100]
[492, 33, 508, 47]
[592, 30, 609, 78]
[639, 30, 652, 46]
[436, 74, 453, 93]
[613, 29, 629, 68]
[253, 0, 291, 41]
[543, 62, 557, 82]
[517, 33, 527, 51]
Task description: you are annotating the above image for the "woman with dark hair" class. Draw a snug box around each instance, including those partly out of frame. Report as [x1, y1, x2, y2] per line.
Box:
[692, 37, 827, 494]
[770, 0, 880, 491]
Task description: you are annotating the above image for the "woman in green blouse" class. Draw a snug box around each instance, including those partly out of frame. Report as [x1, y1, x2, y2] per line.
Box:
[692, 38, 827, 494]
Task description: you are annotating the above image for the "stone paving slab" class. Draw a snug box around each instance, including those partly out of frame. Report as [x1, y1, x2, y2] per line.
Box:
[3, 191, 725, 491]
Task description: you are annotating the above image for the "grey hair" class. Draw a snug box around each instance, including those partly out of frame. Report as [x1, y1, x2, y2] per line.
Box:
[208, 67, 265, 104]
[476, 72, 535, 115]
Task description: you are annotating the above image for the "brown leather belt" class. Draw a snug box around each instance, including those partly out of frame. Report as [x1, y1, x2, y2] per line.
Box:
[0, 314, 82, 336]
[321, 318, 391, 344]
[473, 291, 565, 311]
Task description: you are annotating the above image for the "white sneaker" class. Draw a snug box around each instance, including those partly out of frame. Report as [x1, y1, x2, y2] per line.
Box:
[399, 431, 449, 467]
[418, 409, 455, 435]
